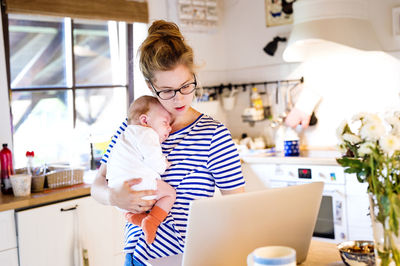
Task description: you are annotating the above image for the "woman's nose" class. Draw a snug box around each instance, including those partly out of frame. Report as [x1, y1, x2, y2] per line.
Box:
[174, 90, 185, 101]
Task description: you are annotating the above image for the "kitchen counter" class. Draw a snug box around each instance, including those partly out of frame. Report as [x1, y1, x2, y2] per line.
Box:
[241, 149, 341, 166]
[0, 183, 91, 212]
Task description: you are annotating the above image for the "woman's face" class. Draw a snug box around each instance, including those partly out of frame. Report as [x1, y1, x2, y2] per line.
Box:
[149, 64, 195, 119]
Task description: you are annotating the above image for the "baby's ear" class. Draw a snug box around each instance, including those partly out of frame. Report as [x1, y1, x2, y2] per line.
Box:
[139, 114, 148, 126]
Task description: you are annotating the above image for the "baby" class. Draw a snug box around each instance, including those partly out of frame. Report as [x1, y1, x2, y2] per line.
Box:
[106, 95, 176, 244]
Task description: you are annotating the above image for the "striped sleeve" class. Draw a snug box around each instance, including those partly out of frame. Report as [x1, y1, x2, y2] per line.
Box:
[207, 124, 245, 190]
[100, 119, 128, 164]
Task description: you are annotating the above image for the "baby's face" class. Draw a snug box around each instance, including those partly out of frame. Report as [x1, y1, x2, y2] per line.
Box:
[146, 105, 172, 143]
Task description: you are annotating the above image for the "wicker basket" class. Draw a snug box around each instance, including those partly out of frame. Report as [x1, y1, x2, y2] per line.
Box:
[45, 166, 84, 189]
[15, 166, 84, 190]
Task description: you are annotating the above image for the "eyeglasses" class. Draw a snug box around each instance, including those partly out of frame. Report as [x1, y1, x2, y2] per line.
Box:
[148, 75, 197, 100]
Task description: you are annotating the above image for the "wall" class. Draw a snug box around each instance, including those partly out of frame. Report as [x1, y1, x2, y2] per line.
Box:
[148, 0, 400, 149]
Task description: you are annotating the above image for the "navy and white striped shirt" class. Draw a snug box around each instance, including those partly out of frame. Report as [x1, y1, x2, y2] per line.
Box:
[101, 114, 245, 264]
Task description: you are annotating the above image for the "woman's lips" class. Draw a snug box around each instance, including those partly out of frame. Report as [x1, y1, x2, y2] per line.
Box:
[175, 106, 185, 111]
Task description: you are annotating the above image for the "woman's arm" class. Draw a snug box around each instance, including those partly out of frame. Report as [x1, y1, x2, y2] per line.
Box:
[91, 163, 157, 213]
[220, 186, 245, 195]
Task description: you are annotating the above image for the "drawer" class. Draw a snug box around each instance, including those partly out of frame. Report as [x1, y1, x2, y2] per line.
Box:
[0, 210, 17, 251]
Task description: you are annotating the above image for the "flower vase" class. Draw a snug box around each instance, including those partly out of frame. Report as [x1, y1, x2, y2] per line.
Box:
[369, 193, 400, 266]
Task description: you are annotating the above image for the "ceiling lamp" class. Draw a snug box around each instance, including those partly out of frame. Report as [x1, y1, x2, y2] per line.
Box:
[282, 0, 382, 62]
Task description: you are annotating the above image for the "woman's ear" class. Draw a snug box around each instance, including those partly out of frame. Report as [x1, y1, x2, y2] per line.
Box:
[145, 80, 153, 93]
[139, 114, 148, 126]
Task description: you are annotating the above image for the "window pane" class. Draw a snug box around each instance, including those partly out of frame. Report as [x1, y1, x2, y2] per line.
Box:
[74, 20, 124, 85]
[9, 15, 67, 88]
[75, 87, 127, 167]
[11, 90, 73, 168]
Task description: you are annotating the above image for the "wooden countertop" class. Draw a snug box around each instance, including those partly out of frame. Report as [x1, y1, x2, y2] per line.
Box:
[0, 183, 91, 212]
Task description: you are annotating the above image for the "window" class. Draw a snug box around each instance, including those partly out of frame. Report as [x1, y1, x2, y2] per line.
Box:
[6, 14, 136, 168]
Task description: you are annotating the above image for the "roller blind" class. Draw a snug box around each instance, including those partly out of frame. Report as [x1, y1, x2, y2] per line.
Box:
[4, 0, 148, 23]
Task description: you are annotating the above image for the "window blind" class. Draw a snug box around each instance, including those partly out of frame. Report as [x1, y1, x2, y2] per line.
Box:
[4, 0, 148, 23]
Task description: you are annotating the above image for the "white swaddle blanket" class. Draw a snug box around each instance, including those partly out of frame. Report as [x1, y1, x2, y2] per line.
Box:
[106, 125, 168, 206]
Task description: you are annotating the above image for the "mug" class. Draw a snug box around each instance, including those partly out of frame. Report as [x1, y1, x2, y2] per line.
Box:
[248, 246, 296, 266]
[222, 96, 236, 111]
[284, 140, 299, 157]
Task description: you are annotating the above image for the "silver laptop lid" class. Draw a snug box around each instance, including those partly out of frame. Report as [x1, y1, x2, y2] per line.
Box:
[182, 182, 324, 266]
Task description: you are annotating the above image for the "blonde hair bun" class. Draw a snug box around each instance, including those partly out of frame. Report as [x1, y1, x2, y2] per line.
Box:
[139, 20, 194, 81]
[148, 20, 184, 40]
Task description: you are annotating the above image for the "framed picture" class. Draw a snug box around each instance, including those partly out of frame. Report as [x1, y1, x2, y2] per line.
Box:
[265, 0, 295, 27]
[392, 7, 400, 37]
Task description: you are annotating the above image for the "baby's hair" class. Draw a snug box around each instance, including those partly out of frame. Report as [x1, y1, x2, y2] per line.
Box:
[127, 95, 161, 125]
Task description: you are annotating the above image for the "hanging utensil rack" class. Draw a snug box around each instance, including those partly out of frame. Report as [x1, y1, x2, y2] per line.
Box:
[201, 77, 304, 95]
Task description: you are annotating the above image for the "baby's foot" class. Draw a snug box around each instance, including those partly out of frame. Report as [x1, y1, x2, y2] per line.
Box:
[125, 212, 148, 226]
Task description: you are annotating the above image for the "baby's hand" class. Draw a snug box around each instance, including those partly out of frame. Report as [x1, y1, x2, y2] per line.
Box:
[166, 159, 172, 169]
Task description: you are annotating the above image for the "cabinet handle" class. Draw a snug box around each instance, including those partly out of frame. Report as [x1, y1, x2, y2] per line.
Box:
[60, 204, 78, 212]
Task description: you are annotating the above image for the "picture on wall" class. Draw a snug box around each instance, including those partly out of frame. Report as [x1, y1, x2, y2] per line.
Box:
[265, 0, 295, 27]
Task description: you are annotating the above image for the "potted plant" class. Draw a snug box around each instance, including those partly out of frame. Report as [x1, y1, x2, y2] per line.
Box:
[336, 111, 400, 266]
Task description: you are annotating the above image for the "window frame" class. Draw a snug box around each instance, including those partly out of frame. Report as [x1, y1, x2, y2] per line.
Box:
[2, 7, 135, 129]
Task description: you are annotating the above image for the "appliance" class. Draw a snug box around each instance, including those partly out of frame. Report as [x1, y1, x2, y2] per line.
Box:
[249, 163, 348, 243]
[283, 0, 381, 62]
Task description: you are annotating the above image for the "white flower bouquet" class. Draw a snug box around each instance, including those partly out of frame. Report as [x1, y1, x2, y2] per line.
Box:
[336, 111, 400, 265]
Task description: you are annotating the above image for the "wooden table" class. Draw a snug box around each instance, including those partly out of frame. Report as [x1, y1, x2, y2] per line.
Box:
[149, 240, 344, 265]
[302, 240, 344, 265]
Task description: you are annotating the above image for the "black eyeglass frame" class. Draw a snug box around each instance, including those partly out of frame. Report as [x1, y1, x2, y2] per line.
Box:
[147, 75, 197, 100]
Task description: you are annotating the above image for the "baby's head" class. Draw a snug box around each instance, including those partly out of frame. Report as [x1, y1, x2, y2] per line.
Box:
[128, 96, 172, 143]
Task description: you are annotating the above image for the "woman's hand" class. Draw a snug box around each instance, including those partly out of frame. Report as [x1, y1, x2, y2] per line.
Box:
[284, 107, 311, 129]
[91, 164, 156, 213]
[109, 179, 157, 213]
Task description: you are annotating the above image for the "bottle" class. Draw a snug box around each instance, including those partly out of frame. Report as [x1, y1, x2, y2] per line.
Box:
[274, 125, 286, 156]
[26, 151, 35, 175]
[0, 143, 14, 194]
[251, 87, 263, 110]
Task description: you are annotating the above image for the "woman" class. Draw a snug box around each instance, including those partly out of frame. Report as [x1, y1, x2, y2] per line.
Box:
[91, 20, 245, 265]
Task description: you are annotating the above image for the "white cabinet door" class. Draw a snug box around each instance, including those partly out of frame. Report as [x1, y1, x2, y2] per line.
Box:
[0, 210, 17, 251]
[0, 248, 18, 266]
[77, 197, 126, 266]
[16, 198, 81, 266]
[16, 196, 126, 266]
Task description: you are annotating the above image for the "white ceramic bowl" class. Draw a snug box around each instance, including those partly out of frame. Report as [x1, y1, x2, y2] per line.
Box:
[10, 174, 32, 197]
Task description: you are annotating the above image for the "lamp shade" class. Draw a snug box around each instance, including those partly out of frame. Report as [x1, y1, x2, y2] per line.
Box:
[283, 0, 381, 62]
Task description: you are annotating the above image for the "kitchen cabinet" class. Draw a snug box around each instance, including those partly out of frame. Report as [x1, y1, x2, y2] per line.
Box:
[16, 196, 126, 266]
[0, 210, 18, 266]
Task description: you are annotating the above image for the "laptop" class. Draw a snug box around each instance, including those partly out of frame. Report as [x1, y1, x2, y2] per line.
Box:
[149, 182, 323, 266]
